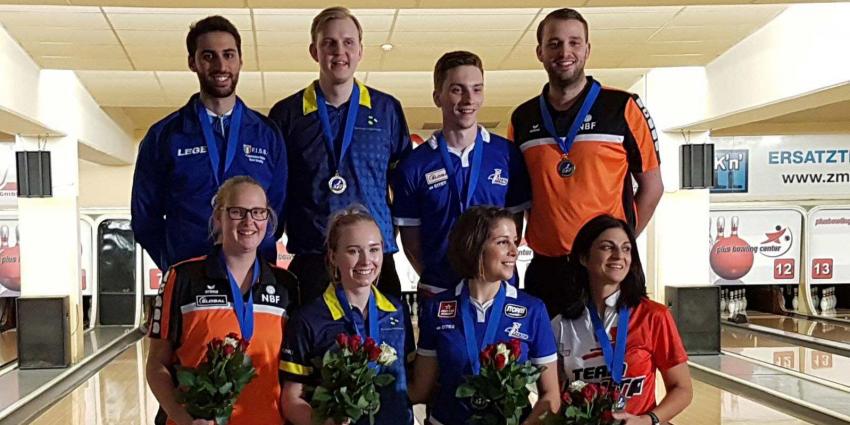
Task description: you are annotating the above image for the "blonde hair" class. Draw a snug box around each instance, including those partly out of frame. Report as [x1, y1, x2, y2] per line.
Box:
[325, 204, 382, 280]
[208, 176, 277, 241]
[310, 6, 363, 43]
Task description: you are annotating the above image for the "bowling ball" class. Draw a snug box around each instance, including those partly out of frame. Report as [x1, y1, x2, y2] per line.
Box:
[0, 246, 21, 291]
[276, 241, 294, 269]
[710, 236, 754, 280]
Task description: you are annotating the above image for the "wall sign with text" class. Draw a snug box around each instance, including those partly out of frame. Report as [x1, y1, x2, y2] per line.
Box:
[709, 207, 804, 285]
[807, 207, 850, 285]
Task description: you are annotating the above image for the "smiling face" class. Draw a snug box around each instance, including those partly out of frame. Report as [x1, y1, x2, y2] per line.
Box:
[433, 64, 484, 132]
[214, 183, 268, 254]
[536, 18, 590, 89]
[479, 218, 519, 283]
[330, 220, 384, 289]
[310, 17, 363, 85]
[189, 31, 242, 99]
[581, 227, 632, 287]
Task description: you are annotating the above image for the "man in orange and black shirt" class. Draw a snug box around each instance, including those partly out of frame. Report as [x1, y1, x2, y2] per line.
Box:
[509, 8, 663, 317]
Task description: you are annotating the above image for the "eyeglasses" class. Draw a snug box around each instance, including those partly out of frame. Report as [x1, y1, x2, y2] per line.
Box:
[225, 207, 270, 221]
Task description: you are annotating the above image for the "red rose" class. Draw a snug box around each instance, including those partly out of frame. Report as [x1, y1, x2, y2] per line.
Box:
[336, 333, 349, 349]
[239, 339, 250, 352]
[364, 337, 377, 350]
[611, 387, 621, 402]
[598, 384, 609, 398]
[350, 335, 362, 351]
[223, 344, 235, 356]
[226, 332, 239, 340]
[601, 410, 614, 423]
[561, 391, 573, 405]
[508, 339, 522, 360]
[483, 345, 496, 361]
[211, 338, 223, 349]
[581, 383, 598, 402]
[495, 352, 508, 370]
[366, 344, 382, 362]
[480, 352, 491, 367]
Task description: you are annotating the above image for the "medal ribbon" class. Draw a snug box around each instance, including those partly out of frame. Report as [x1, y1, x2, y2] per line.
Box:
[197, 99, 243, 187]
[538, 81, 600, 157]
[587, 301, 630, 387]
[335, 284, 380, 344]
[460, 281, 506, 375]
[437, 130, 485, 213]
[222, 253, 260, 341]
[316, 82, 360, 177]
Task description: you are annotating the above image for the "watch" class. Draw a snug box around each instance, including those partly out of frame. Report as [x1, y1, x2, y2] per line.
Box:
[646, 412, 660, 424]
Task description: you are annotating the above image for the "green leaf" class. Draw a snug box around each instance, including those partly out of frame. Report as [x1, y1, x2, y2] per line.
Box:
[373, 374, 395, 387]
[218, 382, 233, 395]
[456, 384, 476, 398]
[176, 369, 196, 387]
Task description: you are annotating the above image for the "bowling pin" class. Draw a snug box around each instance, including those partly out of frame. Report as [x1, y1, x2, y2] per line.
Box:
[812, 288, 820, 313]
[14, 225, 18, 246]
[792, 288, 799, 311]
[730, 216, 740, 237]
[720, 289, 728, 314]
[716, 217, 725, 242]
[741, 288, 748, 311]
[0, 225, 7, 248]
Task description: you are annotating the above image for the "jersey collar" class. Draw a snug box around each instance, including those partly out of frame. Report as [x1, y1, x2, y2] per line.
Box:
[453, 280, 518, 299]
[322, 282, 397, 321]
[203, 244, 275, 286]
[302, 79, 372, 116]
[181, 94, 256, 134]
[426, 126, 492, 151]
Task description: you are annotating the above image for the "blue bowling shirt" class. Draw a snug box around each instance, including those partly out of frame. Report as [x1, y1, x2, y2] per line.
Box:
[391, 128, 530, 292]
[417, 281, 557, 425]
[281, 284, 415, 425]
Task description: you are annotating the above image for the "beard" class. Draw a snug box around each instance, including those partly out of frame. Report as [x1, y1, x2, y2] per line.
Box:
[198, 73, 239, 98]
[545, 62, 586, 91]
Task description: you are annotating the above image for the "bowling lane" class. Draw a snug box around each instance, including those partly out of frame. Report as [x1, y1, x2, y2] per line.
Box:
[26, 336, 816, 425]
[27, 339, 157, 425]
[722, 325, 850, 391]
[746, 312, 850, 345]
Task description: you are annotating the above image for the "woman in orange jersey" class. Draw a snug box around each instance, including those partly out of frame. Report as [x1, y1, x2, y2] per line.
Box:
[146, 176, 299, 425]
[552, 215, 692, 425]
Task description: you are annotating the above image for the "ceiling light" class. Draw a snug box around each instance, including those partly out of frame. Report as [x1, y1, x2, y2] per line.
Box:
[380, 43, 393, 52]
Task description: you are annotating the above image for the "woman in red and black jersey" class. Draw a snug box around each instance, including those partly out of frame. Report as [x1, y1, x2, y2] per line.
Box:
[552, 215, 692, 425]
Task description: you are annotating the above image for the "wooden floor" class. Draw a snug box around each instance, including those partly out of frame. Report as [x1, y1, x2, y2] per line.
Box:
[20, 337, 818, 425]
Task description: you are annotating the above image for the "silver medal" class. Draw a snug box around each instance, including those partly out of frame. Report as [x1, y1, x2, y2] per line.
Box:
[328, 174, 347, 194]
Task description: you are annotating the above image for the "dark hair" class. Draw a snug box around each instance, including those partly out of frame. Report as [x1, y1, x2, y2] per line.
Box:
[448, 206, 516, 280]
[536, 8, 589, 45]
[186, 15, 242, 57]
[561, 215, 647, 320]
[433, 50, 484, 91]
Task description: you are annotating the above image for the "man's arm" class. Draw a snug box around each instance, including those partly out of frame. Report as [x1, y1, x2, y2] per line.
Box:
[398, 226, 424, 275]
[633, 167, 663, 235]
[131, 129, 168, 270]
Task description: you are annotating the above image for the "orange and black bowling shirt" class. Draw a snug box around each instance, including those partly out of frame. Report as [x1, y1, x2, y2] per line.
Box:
[508, 77, 660, 257]
[148, 244, 299, 425]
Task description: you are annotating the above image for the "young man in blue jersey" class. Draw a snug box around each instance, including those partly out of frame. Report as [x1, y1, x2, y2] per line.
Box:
[268, 7, 411, 302]
[392, 51, 530, 297]
[132, 16, 286, 271]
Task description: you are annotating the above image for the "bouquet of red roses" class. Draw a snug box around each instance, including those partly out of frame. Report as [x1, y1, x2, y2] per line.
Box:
[310, 333, 398, 425]
[456, 339, 544, 425]
[175, 332, 257, 425]
[540, 380, 621, 425]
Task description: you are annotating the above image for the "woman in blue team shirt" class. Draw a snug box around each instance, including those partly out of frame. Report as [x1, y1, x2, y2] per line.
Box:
[280, 206, 414, 425]
[410, 206, 560, 425]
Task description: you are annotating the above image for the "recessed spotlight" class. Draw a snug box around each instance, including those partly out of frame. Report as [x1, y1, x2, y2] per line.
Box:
[380, 43, 393, 52]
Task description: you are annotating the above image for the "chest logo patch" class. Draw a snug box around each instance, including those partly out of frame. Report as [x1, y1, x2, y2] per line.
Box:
[426, 168, 448, 185]
[504, 304, 527, 318]
[196, 295, 227, 306]
[505, 322, 529, 340]
[437, 301, 457, 318]
[488, 169, 508, 186]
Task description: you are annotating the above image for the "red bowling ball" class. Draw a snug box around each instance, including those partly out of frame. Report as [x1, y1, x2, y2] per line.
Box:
[710, 235, 754, 280]
[0, 245, 21, 291]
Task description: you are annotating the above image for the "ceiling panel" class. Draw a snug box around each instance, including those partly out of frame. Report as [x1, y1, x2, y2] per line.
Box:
[394, 9, 539, 32]
[37, 56, 133, 70]
[104, 9, 253, 31]
[392, 30, 520, 46]
[649, 24, 754, 42]
[5, 27, 118, 44]
[381, 45, 512, 71]
[670, 5, 784, 26]
[0, 9, 108, 29]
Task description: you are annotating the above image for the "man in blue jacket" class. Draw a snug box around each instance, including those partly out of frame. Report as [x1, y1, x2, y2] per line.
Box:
[131, 16, 286, 271]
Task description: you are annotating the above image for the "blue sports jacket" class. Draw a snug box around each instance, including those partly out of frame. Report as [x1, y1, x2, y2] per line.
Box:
[131, 94, 287, 271]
